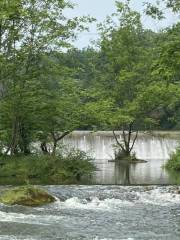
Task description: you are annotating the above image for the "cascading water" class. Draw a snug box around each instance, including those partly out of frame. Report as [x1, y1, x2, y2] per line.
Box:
[63, 131, 180, 185]
[63, 131, 179, 160]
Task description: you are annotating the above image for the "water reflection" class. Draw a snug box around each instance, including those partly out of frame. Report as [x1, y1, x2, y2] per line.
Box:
[93, 160, 132, 185]
[93, 155, 178, 185]
[63, 132, 179, 185]
[93, 158, 179, 185]
[114, 162, 131, 185]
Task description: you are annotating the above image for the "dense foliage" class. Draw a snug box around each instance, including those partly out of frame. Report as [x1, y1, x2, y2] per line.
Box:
[0, 149, 95, 184]
[77, 1, 180, 158]
[166, 148, 180, 171]
[0, 0, 93, 156]
[0, 0, 179, 170]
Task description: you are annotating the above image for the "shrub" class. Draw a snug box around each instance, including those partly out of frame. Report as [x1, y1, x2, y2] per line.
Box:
[0, 149, 96, 184]
[165, 148, 180, 171]
[62, 149, 96, 180]
[114, 147, 137, 161]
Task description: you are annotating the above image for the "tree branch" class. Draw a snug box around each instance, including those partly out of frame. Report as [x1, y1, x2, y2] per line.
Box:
[113, 130, 126, 152]
[130, 131, 138, 153]
[51, 131, 71, 142]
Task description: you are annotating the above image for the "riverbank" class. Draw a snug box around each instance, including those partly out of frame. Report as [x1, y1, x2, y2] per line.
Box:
[0, 151, 96, 185]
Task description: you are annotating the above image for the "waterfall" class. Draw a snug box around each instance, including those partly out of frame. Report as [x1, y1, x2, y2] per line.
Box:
[63, 131, 179, 160]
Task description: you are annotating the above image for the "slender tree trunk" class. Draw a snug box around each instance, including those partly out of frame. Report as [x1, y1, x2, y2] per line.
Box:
[50, 131, 71, 156]
[40, 141, 49, 154]
[113, 123, 138, 160]
[10, 119, 18, 155]
[52, 140, 57, 156]
[19, 122, 31, 155]
[5, 117, 19, 155]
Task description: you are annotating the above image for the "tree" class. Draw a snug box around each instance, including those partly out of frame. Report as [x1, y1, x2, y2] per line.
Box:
[0, 0, 92, 155]
[90, 1, 158, 159]
[151, 23, 180, 85]
[35, 52, 83, 155]
[144, 0, 180, 19]
[148, 23, 180, 129]
[60, 48, 101, 89]
[142, 0, 180, 130]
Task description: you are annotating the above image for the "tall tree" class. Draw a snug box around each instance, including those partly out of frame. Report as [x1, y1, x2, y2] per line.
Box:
[0, 0, 92, 155]
[90, 1, 158, 158]
[35, 52, 83, 155]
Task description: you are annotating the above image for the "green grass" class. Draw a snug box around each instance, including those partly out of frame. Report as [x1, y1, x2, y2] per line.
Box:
[0, 149, 96, 185]
[165, 148, 180, 171]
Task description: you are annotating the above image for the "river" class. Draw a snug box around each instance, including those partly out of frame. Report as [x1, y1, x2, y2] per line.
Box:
[0, 185, 180, 239]
[0, 131, 180, 239]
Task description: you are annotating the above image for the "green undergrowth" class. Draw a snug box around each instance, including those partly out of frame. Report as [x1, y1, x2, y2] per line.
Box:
[114, 149, 145, 163]
[165, 148, 180, 171]
[0, 149, 96, 184]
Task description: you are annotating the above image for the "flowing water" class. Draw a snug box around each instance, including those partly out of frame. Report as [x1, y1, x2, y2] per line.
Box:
[0, 131, 180, 239]
[0, 185, 180, 240]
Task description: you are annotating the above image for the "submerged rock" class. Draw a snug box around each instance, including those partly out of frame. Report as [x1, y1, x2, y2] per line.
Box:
[0, 185, 56, 207]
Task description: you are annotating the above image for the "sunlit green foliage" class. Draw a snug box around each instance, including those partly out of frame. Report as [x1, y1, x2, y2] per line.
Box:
[0, 0, 179, 167]
[0, 0, 93, 155]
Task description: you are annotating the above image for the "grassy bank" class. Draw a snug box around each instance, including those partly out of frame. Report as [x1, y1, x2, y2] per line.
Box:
[0, 149, 96, 185]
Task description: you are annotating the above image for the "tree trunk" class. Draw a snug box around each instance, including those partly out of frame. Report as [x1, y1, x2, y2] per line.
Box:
[5, 117, 19, 155]
[52, 140, 57, 156]
[19, 122, 31, 155]
[40, 142, 49, 154]
[50, 131, 71, 156]
[113, 123, 138, 160]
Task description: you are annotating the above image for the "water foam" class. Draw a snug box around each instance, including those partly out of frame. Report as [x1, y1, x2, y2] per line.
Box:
[0, 211, 63, 225]
[137, 188, 180, 206]
[52, 186, 180, 211]
[93, 238, 134, 240]
[0, 237, 37, 240]
[58, 196, 133, 211]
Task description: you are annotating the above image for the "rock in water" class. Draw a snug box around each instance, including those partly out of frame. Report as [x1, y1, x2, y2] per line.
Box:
[0, 186, 56, 207]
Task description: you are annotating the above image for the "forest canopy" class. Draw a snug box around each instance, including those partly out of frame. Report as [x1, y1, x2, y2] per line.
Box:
[0, 0, 179, 157]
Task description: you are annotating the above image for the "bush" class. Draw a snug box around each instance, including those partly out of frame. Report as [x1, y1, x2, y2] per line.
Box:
[0, 149, 96, 184]
[114, 147, 137, 161]
[165, 148, 180, 171]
